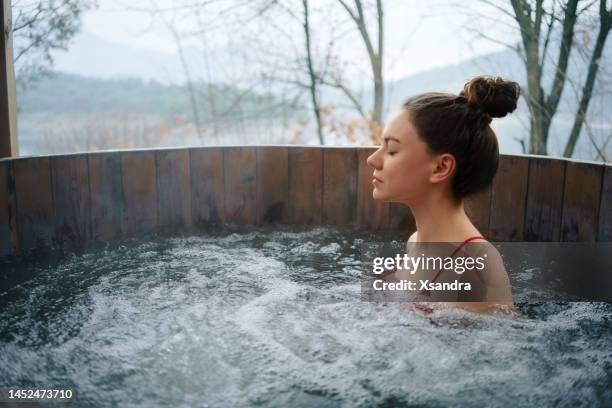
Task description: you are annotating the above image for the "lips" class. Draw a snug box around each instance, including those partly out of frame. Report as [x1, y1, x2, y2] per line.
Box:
[373, 175, 383, 183]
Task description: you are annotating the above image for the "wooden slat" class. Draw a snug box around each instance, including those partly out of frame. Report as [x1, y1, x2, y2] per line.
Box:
[191, 148, 225, 225]
[289, 147, 322, 225]
[323, 148, 357, 225]
[14, 158, 54, 252]
[524, 157, 565, 241]
[121, 152, 157, 235]
[156, 149, 192, 229]
[561, 161, 603, 242]
[0, 161, 18, 256]
[0, 1, 19, 158]
[224, 147, 256, 225]
[489, 155, 529, 241]
[465, 186, 492, 237]
[356, 148, 389, 231]
[256, 146, 288, 225]
[89, 153, 124, 241]
[51, 155, 91, 251]
[598, 165, 612, 241]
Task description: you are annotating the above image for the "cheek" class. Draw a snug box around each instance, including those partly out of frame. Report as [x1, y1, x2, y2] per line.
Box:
[387, 155, 431, 194]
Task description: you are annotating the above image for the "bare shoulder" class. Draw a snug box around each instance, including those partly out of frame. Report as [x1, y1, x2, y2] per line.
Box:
[462, 240, 509, 286]
[405, 231, 418, 253]
[407, 231, 418, 244]
[456, 240, 514, 304]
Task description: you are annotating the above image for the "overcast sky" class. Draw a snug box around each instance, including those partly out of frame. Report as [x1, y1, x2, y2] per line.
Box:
[79, 0, 517, 81]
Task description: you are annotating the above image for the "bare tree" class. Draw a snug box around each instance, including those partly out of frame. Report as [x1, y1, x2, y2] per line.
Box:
[510, 0, 580, 155]
[160, 14, 205, 141]
[244, 0, 345, 144]
[563, 0, 612, 157]
[135, 0, 290, 144]
[11, 0, 97, 84]
[466, 0, 611, 158]
[335, 0, 384, 142]
[128, 0, 389, 145]
[303, 0, 325, 144]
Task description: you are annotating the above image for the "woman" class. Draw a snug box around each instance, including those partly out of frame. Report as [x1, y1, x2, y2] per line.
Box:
[366, 75, 519, 314]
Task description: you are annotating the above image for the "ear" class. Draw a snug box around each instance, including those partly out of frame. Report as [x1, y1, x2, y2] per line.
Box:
[429, 153, 455, 184]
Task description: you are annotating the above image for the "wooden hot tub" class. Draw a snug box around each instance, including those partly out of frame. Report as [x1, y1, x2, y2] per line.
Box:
[0, 145, 610, 260]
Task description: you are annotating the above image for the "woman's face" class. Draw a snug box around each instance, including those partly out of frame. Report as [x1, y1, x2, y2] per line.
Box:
[367, 110, 450, 204]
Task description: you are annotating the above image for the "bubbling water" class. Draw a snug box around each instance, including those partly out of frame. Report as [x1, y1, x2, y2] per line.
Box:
[0, 226, 610, 407]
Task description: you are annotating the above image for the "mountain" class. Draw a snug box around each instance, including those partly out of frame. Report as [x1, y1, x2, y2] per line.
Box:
[51, 31, 238, 85]
[22, 29, 612, 160]
[50, 30, 612, 122]
[382, 48, 526, 116]
[382, 42, 612, 120]
[52, 31, 183, 83]
[17, 72, 294, 122]
[50, 30, 288, 88]
[375, 42, 612, 159]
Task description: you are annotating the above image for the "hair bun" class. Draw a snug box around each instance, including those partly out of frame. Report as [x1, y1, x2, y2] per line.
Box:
[459, 76, 521, 118]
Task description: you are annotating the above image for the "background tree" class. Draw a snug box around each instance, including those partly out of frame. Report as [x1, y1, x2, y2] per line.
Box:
[129, 0, 390, 146]
[238, 0, 347, 145]
[335, 0, 384, 142]
[11, 0, 97, 86]
[465, 0, 611, 157]
[303, 0, 326, 144]
[246, 0, 334, 145]
[563, 0, 611, 157]
[135, 0, 295, 145]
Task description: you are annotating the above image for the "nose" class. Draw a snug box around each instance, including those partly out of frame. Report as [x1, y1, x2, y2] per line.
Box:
[367, 146, 383, 170]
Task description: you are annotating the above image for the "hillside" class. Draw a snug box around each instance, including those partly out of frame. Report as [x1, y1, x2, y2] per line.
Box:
[17, 72, 293, 123]
[17, 43, 612, 160]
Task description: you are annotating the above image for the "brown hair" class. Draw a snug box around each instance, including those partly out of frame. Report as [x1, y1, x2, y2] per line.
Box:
[402, 75, 521, 199]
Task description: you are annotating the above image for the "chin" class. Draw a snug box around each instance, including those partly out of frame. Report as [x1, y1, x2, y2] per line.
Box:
[372, 189, 389, 202]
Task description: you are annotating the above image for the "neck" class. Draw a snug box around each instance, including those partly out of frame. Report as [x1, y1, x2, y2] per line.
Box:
[406, 190, 474, 242]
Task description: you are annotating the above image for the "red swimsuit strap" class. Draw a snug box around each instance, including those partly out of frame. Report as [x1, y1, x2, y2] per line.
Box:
[443, 236, 486, 263]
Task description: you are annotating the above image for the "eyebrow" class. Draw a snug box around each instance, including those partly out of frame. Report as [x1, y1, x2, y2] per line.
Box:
[384, 136, 401, 143]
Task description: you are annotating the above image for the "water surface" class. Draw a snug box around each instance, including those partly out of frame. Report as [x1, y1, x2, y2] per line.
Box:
[1, 227, 610, 407]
